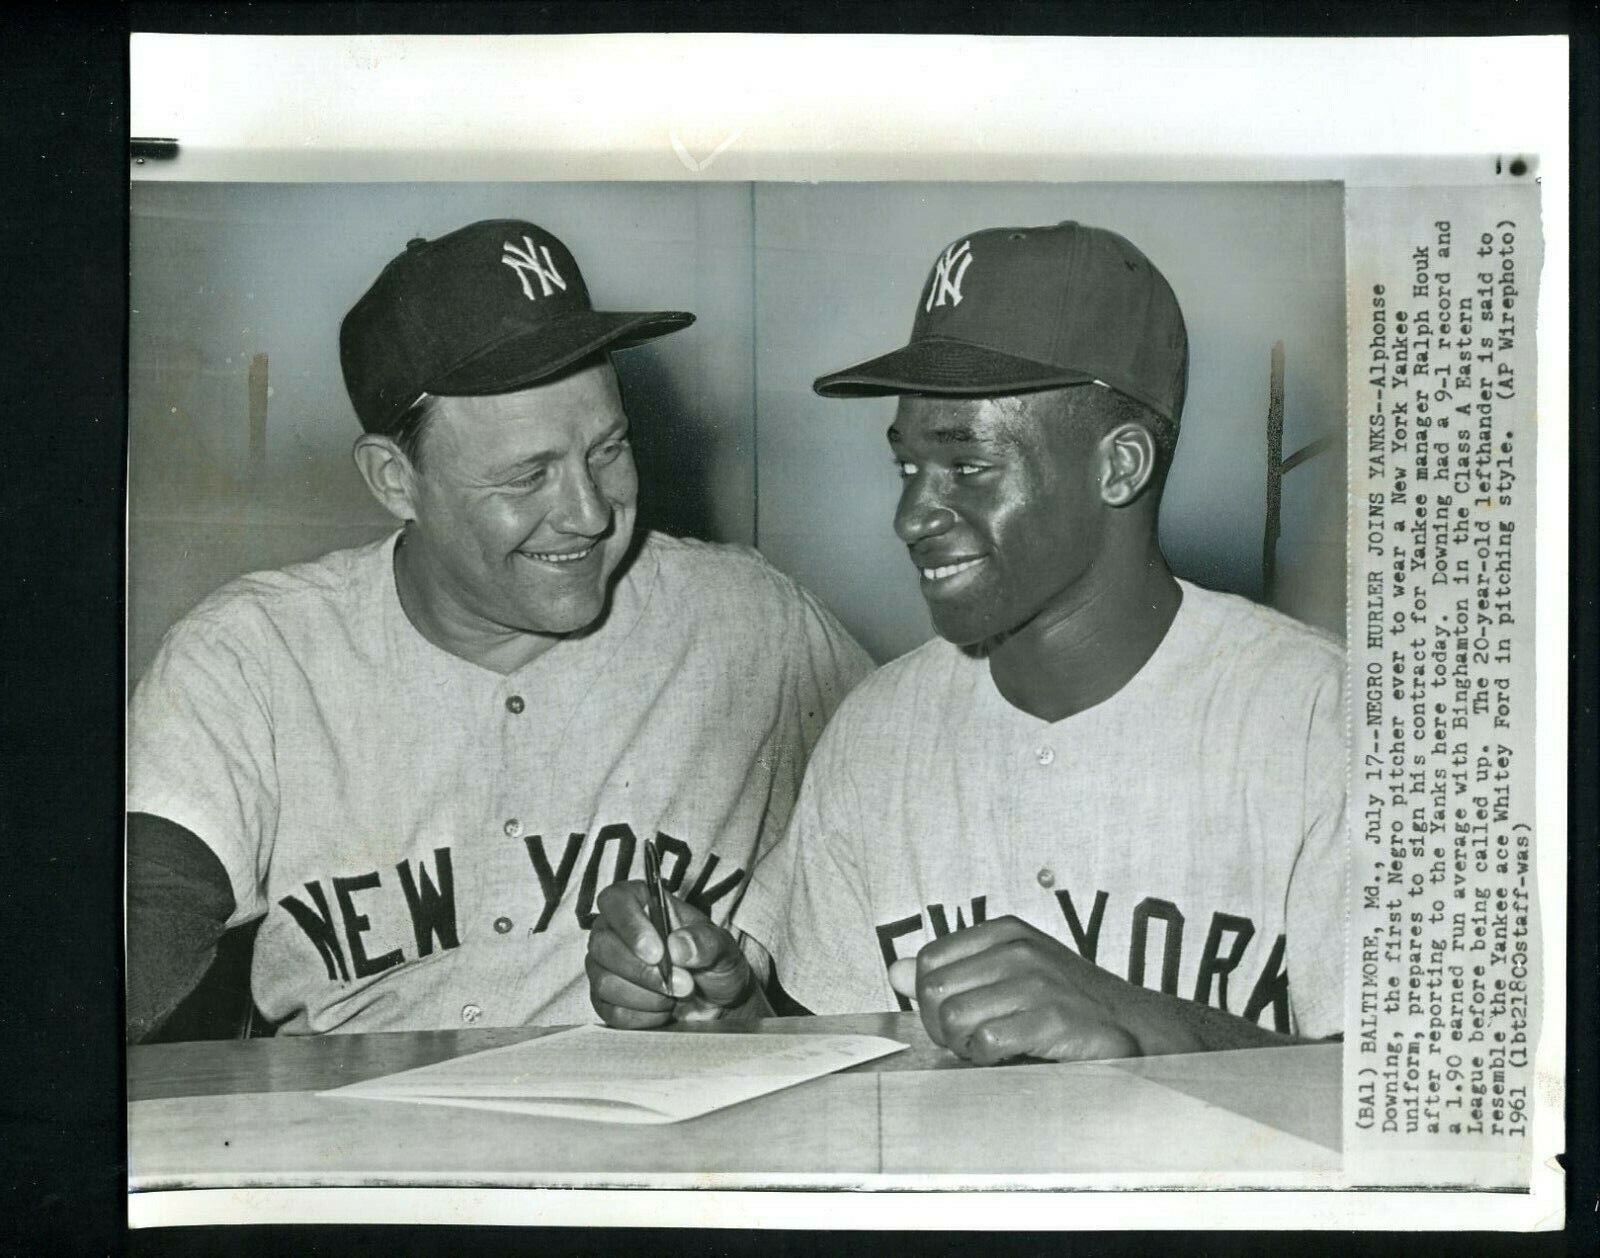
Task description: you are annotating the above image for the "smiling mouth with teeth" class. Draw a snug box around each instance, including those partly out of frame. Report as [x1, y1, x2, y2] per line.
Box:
[522, 546, 594, 564]
[918, 557, 985, 582]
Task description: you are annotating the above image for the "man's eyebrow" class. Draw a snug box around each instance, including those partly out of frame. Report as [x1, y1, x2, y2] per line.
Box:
[485, 423, 628, 476]
[928, 425, 982, 445]
[496, 449, 559, 472]
[477, 448, 561, 481]
[886, 424, 999, 446]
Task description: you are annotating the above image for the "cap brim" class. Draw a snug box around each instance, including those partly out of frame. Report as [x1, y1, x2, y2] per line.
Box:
[813, 336, 1094, 398]
[430, 309, 695, 397]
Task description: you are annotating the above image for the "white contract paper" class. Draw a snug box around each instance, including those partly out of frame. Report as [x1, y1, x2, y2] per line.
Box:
[319, 1025, 908, 1124]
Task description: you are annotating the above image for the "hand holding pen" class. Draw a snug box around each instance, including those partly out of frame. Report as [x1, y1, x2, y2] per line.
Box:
[585, 837, 760, 1029]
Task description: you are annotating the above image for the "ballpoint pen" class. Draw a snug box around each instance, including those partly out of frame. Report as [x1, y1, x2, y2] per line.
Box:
[641, 837, 674, 993]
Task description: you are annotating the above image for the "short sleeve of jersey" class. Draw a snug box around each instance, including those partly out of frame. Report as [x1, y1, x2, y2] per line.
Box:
[741, 567, 874, 882]
[734, 700, 894, 1014]
[1284, 660, 1347, 1040]
[781, 582, 875, 773]
[126, 612, 278, 928]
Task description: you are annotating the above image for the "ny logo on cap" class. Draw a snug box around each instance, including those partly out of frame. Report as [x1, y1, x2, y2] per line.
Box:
[502, 236, 569, 301]
[925, 239, 974, 312]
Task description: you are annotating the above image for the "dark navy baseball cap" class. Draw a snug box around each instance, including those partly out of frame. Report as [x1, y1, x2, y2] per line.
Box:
[340, 219, 696, 434]
[814, 221, 1188, 426]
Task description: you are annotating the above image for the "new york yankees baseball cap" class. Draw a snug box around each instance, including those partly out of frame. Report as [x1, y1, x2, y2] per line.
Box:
[340, 219, 696, 434]
[813, 221, 1188, 426]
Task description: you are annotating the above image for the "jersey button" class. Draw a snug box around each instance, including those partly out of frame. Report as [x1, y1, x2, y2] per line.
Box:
[505, 694, 525, 714]
[503, 818, 522, 838]
[1037, 866, 1056, 888]
[493, 916, 513, 934]
[461, 1003, 483, 1024]
[1035, 745, 1055, 766]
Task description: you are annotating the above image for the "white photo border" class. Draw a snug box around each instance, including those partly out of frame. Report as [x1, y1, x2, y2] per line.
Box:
[127, 32, 1571, 1233]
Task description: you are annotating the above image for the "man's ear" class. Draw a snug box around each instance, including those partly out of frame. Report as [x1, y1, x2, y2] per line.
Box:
[1098, 422, 1159, 508]
[352, 434, 420, 522]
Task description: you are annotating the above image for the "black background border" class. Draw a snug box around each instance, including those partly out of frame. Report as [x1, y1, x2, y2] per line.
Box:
[1, 2, 1592, 1253]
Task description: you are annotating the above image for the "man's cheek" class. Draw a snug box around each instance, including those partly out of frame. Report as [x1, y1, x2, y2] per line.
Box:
[488, 498, 536, 536]
[602, 455, 640, 506]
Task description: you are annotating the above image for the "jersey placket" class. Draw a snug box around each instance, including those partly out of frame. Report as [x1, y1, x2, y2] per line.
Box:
[1010, 717, 1074, 928]
[464, 676, 552, 1026]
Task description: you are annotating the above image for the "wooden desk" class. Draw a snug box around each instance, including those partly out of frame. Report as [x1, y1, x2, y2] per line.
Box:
[128, 1013, 1342, 1189]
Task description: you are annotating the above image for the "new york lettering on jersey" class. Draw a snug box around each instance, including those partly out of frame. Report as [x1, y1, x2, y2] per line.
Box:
[870, 883, 1292, 1032]
[274, 821, 747, 988]
[733, 578, 1345, 1040]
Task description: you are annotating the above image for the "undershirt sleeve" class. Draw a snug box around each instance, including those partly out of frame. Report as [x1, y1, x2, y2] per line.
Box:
[125, 812, 237, 1043]
[1286, 663, 1349, 1040]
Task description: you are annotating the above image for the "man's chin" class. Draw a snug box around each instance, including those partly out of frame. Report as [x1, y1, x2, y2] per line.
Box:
[927, 584, 1037, 654]
[511, 550, 630, 640]
[514, 590, 611, 640]
[927, 604, 1003, 651]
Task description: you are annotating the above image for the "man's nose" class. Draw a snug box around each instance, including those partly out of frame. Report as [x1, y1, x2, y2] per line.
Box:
[893, 477, 955, 546]
[550, 465, 612, 537]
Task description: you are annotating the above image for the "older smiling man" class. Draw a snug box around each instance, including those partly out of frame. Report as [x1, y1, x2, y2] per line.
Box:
[125, 220, 870, 1040]
[587, 222, 1346, 1065]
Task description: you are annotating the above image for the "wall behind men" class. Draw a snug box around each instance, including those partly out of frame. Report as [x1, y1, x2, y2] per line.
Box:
[128, 181, 1345, 678]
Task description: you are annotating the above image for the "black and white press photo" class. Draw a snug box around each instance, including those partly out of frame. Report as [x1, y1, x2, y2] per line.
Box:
[123, 31, 1566, 1235]
[127, 177, 1351, 1173]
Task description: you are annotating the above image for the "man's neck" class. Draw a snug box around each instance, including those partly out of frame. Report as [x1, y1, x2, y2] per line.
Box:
[392, 533, 561, 675]
[987, 542, 1181, 724]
